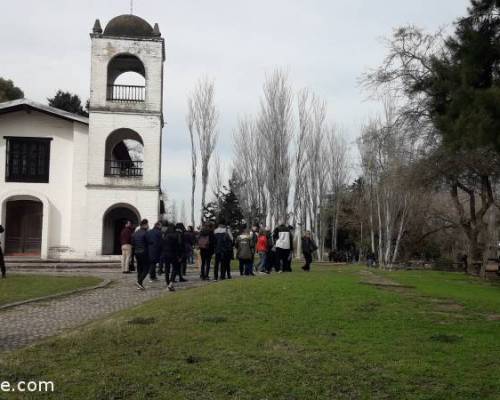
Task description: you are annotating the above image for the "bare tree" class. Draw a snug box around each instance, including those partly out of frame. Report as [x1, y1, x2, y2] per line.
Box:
[357, 99, 421, 268]
[327, 127, 350, 253]
[189, 77, 219, 225]
[186, 98, 197, 227]
[293, 89, 314, 256]
[210, 153, 225, 198]
[258, 69, 294, 226]
[303, 94, 329, 259]
[233, 116, 267, 225]
[180, 200, 187, 226]
[170, 200, 178, 224]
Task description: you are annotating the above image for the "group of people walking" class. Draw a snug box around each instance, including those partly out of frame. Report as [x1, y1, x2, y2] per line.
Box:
[119, 219, 194, 291]
[120, 218, 319, 291]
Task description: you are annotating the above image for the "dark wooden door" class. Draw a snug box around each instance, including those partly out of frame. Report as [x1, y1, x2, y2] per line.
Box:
[5, 200, 43, 256]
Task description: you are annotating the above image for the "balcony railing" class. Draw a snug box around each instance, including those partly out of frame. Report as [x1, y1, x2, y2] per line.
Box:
[105, 160, 143, 177]
[106, 84, 145, 102]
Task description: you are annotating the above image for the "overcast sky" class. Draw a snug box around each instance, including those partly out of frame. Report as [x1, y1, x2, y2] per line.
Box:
[1, 0, 470, 220]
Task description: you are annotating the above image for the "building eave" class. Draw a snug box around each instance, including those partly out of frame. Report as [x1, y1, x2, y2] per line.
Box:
[0, 99, 89, 125]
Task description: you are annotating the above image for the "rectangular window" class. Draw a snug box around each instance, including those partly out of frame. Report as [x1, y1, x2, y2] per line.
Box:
[4, 137, 52, 183]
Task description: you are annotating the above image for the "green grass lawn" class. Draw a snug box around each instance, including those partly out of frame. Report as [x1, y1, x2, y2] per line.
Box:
[0, 274, 102, 306]
[383, 269, 500, 313]
[1, 265, 499, 399]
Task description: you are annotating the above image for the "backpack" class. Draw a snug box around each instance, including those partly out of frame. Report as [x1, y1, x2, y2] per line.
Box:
[198, 234, 210, 249]
[237, 236, 253, 260]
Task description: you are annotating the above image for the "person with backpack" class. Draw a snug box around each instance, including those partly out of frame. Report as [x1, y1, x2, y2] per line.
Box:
[273, 222, 294, 272]
[132, 219, 150, 290]
[301, 230, 318, 272]
[198, 223, 215, 280]
[146, 221, 162, 281]
[255, 229, 269, 273]
[160, 222, 183, 291]
[213, 219, 233, 280]
[235, 228, 255, 276]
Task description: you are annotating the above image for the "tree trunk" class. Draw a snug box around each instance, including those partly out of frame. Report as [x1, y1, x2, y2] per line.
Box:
[391, 195, 407, 265]
[449, 176, 494, 278]
[369, 174, 375, 254]
[191, 173, 196, 226]
[384, 192, 392, 267]
[296, 223, 302, 259]
[359, 221, 364, 262]
[376, 187, 383, 268]
[200, 163, 209, 226]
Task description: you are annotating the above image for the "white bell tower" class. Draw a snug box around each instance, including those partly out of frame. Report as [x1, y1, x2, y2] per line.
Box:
[85, 14, 165, 256]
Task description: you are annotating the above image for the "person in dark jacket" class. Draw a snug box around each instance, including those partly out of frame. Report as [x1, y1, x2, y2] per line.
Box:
[132, 219, 149, 290]
[213, 219, 233, 280]
[186, 226, 196, 265]
[301, 231, 318, 272]
[273, 222, 294, 272]
[182, 225, 194, 276]
[366, 251, 376, 268]
[0, 225, 5, 278]
[161, 222, 183, 291]
[119, 221, 133, 273]
[159, 220, 168, 275]
[198, 223, 215, 280]
[250, 225, 259, 273]
[265, 227, 276, 273]
[146, 221, 162, 281]
[175, 223, 189, 282]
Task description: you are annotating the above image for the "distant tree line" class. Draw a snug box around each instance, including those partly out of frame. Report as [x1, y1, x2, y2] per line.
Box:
[357, 0, 500, 276]
[0, 80, 89, 119]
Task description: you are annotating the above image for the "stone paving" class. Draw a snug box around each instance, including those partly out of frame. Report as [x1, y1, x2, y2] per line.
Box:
[0, 268, 210, 352]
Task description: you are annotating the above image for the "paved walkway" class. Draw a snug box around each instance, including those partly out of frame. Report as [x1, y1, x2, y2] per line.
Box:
[0, 269, 209, 352]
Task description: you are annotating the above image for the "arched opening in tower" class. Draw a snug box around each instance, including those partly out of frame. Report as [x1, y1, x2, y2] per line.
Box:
[107, 54, 146, 102]
[102, 204, 140, 255]
[104, 129, 144, 177]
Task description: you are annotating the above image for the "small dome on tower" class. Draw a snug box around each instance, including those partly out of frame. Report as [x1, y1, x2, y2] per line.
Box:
[103, 15, 156, 38]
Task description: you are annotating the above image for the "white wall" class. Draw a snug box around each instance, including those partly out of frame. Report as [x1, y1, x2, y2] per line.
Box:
[0, 110, 89, 258]
[68, 121, 90, 257]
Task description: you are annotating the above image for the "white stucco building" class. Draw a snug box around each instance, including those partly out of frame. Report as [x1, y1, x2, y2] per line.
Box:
[0, 14, 165, 259]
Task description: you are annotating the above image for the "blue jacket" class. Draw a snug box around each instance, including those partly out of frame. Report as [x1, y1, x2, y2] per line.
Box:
[132, 228, 149, 258]
[146, 227, 162, 263]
